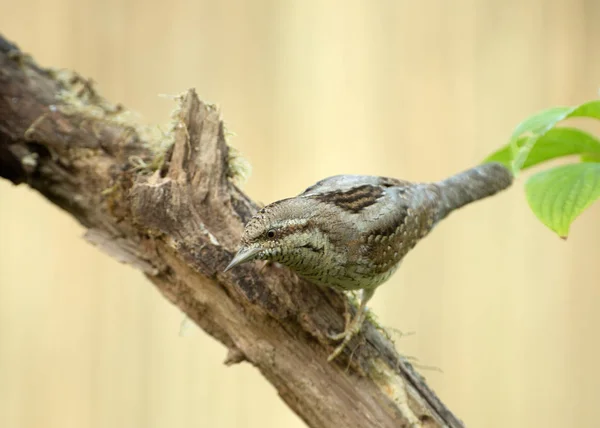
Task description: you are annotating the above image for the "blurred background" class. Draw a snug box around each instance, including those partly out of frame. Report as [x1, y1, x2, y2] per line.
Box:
[1, 1, 599, 427]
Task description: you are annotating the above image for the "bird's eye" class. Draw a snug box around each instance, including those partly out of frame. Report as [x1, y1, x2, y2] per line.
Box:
[266, 229, 276, 239]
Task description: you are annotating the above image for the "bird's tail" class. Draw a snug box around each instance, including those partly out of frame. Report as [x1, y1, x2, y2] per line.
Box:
[433, 162, 513, 222]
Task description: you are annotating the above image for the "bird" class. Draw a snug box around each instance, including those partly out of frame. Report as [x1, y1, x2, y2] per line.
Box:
[224, 162, 513, 361]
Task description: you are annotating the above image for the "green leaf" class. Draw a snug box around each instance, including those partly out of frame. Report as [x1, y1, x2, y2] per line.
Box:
[508, 107, 574, 173]
[485, 127, 600, 170]
[582, 153, 600, 162]
[568, 100, 600, 120]
[510, 101, 600, 140]
[485, 100, 600, 173]
[510, 107, 573, 139]
[525, 162, 600, 237]
[511, 101, 600, 171]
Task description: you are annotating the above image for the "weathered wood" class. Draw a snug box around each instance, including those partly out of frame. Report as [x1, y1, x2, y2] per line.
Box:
[0, 34, 463, 428]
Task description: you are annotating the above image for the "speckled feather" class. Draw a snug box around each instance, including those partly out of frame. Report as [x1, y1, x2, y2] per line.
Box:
[235, 163, 513, 293]
[299, 175, 439, 289]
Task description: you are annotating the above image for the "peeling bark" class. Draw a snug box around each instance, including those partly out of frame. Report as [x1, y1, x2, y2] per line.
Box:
[0, 35, 464, 428]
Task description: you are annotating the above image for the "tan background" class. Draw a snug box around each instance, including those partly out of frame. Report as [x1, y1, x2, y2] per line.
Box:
[1, 1, 599, 427]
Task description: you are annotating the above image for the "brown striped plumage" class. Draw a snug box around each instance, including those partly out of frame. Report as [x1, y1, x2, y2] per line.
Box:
[225, 162, 513, 360]
[313, 184, 385, 213]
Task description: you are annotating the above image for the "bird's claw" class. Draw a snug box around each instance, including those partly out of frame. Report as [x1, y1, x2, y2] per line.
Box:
[327, 290, 371, 362]
[326, 316, 363, 361]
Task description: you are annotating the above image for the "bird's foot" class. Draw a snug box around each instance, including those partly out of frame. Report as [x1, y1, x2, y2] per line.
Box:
[327, 305, 365, 362]
[326, 289, 372, 362]
[327, 323, 362, 362]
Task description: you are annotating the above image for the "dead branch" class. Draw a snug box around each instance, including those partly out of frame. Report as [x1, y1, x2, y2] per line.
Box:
[0, 35, 463, 428]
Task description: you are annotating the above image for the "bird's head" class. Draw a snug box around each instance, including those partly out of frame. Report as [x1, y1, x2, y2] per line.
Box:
[224, 197, 328, 272]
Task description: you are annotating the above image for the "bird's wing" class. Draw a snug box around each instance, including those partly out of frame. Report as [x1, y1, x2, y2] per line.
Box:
[299, 174, 408, 196]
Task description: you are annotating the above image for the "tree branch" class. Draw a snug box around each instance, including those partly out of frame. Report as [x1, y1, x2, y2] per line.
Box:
[0, 35, 463, 428]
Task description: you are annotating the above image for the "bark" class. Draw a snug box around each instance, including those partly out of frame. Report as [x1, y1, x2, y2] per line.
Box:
[0, 35, 464, 428]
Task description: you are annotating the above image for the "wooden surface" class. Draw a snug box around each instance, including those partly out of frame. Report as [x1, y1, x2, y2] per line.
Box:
[0, 1, 599, 427]
[1, 46, 462, 426]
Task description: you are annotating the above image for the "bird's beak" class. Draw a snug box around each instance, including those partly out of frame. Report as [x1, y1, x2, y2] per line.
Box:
[224, 246, 262, 272]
